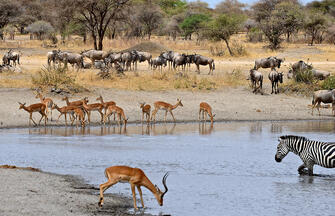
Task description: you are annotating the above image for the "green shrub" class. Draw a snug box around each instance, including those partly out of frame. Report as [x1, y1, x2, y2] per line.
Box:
[321, 76, 335, 90]
[294, 69, 315, 84]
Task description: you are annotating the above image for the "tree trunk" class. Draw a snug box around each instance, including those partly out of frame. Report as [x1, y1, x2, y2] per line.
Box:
[98, 36, 103, 50]
[148, 32, 151, 40]
[224, 39, 233, 56]
[83, 33, 87, 44]
[286, 32, 290, 43]
[92, 32, 97, 50]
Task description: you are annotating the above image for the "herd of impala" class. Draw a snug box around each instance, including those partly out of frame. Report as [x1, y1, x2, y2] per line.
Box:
[18, 92, 215, 128]
[18, 92, 215, 210]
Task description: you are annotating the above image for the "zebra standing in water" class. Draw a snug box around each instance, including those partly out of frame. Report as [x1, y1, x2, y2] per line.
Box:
[275, 135, 335, 176]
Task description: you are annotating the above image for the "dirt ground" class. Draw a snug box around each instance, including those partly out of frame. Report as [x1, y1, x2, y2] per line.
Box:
[0, 167, 152, 216]
[0, 85, 333, 128]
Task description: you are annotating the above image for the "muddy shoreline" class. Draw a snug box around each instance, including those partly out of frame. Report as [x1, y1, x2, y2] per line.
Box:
[0, 87, 333, 129]
[0, 166, 153, 216]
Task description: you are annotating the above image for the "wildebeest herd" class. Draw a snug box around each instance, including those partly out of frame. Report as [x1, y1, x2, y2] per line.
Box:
[46, 49, 215, 74]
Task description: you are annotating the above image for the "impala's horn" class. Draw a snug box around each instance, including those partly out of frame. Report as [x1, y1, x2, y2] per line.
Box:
[161, 172, 169, 198]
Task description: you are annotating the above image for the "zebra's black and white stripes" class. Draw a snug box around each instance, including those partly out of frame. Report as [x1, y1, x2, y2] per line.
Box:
[275, 135, 335, 175]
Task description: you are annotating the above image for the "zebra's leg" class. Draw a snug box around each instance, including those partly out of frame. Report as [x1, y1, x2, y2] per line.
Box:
[298, 164, 307, 175]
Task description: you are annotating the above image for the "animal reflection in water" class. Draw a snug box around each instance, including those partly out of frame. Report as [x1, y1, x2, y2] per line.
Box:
[199, 122, 214, 135]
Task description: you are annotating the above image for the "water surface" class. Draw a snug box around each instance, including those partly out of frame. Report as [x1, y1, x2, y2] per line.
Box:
[1, 121, 335, 216]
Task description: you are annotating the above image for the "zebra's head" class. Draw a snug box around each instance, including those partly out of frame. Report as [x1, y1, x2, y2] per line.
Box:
[275, 136, 290, 162]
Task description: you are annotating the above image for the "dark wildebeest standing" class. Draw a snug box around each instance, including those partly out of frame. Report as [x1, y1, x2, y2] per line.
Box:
[3, 49, 20, 66]
[249, 69, 263, 93]
[254, 57, 283, 70]
[135, 51, 152, 69]
[311, 89, 335, 116]
[193, 54, 215, 75]
[56, 51, 84, 71]
[173, 54, 187, 71]
[268, 69, 283, 94]
[160, 51, 179, 70]
[150, 56, 167, 71]
[47, 50, 58, 65]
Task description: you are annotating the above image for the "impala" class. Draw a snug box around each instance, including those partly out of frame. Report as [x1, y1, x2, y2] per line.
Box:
[96, 95, 116, 114]
[140, 102, 151, 123]
[82, 98, 104, 124]
[52, 104, 78, 126]
[35, 92, 54, 121]
[18, 102, 47, 126]
[71, 107, 86, 127]
[62, 96, 87, 107]
[98, 165, 169, 210]
[151, 99, 183, 123]
[199, 102, 215, 124]
[104, 105, 128, 125]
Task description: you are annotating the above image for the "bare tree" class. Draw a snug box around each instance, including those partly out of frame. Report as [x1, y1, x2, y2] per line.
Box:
[75, 0, 129, 50]
[215, 0, 247, 14]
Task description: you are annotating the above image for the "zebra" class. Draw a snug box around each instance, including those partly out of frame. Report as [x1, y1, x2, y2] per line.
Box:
[275, 135, 335, 176]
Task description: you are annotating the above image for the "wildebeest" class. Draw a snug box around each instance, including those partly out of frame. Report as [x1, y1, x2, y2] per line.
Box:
[134, 50, 152, 68]
[254, 57, 283, 70]
[94, 60, 106, 69]
[193, 54, 215, 75]
[173, 54, 187, 70]
[150, 56, 167, 71]
[249, 69, 263, 93]
[56, 51, 84, 70]
[311, 89, 335, 116]
[47, 50, 58, 65]
[291, 60, 312, 72]
[104, 52, 122, 67]
[81, 50, 108, 63]
[3, 49, 20, 66]
[268, 69, 283, 94]
[160, 51, 179, 70]
[312, 69, 330, 80]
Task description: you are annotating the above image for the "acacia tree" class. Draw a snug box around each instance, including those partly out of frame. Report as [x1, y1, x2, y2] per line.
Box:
[204, 13, 245, 56]
[180, 13, 210, 40]
[304, 10, 330, 45]
[137, 3, 163, 40]
[76, 0, 129, 50]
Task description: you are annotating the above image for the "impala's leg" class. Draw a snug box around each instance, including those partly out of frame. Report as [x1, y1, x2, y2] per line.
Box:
[99, 110, 104, 123]
[204, 111, 207, 122]
[130, 184, 138, 210]
[146, 113, 150, 123]
[57, 113, 62, 123]
[98, 179, 118, 207]
[136, 186, 145, 208]
[65, 113, 68, 126]
[164, 110, 168, 122]
[198, 109, 201, 121]
[30, 113, 37, 126]
[142, 112, 144, 123]
[202, 110, 205, 121]
[38, 111, 44, 125]
[169, 110, 176, 122]
[151, 109, 157, 123]
[88, 111, 91, 124]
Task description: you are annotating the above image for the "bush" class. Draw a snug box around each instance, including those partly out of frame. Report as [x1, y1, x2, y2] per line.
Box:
[32, 65, 84, 92]
[321, 75, 335, 90]
[26, 21, 54, 40]
[294, 69, 315, 84]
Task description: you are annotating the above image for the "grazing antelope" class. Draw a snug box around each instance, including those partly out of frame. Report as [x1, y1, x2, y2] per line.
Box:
[199, 102, 215, 124]
[35, 92, 54, 121]
[104, 105, 128, 125]
[82, 99, 104, 124]
[151, 99, 183, 123]
[98, 166, 169, 210]
[140, 102, 151, 123]
[52, 104, 78, 126]
[71, 107, 86, 127]
[18, 102, 47, 126]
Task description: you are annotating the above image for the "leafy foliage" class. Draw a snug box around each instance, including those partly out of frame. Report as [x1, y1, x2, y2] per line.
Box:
[180, 13, 210, 39]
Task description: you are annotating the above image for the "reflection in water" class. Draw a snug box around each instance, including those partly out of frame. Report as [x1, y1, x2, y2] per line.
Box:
[199, 122, 214, 135]
[249, 122, 262, 134]
[270, 123, 283, 133]
[3, 120, 335, 216]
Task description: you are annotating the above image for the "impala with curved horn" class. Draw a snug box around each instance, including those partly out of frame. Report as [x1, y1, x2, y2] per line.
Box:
[98, 165, 169, 210]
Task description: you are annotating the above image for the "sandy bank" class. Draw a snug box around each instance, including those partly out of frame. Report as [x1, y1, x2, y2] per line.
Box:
[0, 167, 152, 216]
[0, 86, 333, 128]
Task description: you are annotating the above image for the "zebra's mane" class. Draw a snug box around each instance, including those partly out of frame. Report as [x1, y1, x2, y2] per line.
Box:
[280, 135, 309, 141]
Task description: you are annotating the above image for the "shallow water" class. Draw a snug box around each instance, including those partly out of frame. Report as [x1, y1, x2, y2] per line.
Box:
[1, 121, 335, 216]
